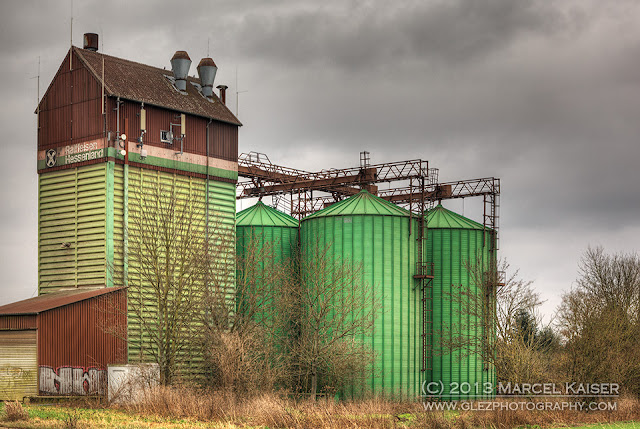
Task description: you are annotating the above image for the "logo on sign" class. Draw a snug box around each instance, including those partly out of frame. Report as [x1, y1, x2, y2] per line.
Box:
[46, 149, 57, 167]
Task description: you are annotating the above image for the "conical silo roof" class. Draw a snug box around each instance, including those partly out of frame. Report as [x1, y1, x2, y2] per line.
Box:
[427, 204, 487, 230]
[303, 190, 410, 219]
[236, 201, 298, 227]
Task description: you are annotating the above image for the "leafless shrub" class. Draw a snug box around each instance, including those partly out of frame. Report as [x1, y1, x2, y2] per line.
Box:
[202, 231, 287, 396]
[4, 401, 29, 421]
[63, 409, 81, 429]
[204, 328, 283, 396]
[124, 385, 235, 421]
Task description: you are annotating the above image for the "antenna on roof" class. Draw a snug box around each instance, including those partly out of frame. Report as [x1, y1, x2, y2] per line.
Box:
[37, 57, 40, 113]
[235, 66, 248, 117]
[207, 37, 210, 57]
[30, 57, 40, 124]
[101, 57, 105, 115]
[69, 0, 73, 70]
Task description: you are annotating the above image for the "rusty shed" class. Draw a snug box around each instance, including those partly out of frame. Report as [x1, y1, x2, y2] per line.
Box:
[0, 288, 126, 401]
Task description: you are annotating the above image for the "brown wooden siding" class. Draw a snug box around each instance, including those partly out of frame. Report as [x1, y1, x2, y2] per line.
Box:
[38, 50, 104, 150]
[37, 289, 127, 369]
[209, 120, 238, 161]
[0, 315, 37, 330]
[111, 100, 237, 161]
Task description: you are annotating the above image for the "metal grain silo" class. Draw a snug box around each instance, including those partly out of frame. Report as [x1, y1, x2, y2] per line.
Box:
[236, 201, 299, 263]
[300, 190, 423, 398]
[236, 202, 299, 324]
[426, 205, 496, 400]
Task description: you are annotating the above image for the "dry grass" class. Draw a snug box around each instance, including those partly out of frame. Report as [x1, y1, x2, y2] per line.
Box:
[113, 386, 640, 429]
[417, 395, 640, 429]
[4, 401, 29, 422]
[125, 387, 425, 428]
[124, 385, 236, 421]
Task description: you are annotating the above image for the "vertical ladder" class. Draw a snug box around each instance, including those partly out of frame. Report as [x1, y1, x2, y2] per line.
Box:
[413, 171, 435, 375]
[414, 260, 434, 374]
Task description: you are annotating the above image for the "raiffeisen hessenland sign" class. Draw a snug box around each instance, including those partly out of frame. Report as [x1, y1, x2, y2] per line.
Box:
[37, 139, 107, 170]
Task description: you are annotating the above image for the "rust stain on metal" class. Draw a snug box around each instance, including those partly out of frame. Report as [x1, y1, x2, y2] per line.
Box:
[0, 288, 125, 315]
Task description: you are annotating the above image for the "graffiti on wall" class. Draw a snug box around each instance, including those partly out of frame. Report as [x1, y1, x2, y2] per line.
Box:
[0, 366, 36, 400]
[39, 366, 107, 396]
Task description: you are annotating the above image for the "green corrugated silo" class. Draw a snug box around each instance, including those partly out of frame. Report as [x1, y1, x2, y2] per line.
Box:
[236, 202, 299, 324]
[236, 201, 299, 262]
[301, 190, 424, 398]
[426, 205, 496, 400]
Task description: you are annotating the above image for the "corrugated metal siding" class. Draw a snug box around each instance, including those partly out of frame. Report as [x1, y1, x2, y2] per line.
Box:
[113, 164, 125, 286]
[38, 50, 104, 150]
[0, 330, 38, 401]
[39, 164, 107, 293]
[301, 213, 423, 399]
[237, 226, 298, 263]
[427, 226, 494, 400]
[125, 167, 236, 380]
[236, 219, 298, 326]
[37, 289, 127, 369]
[0, 316, 37, 330]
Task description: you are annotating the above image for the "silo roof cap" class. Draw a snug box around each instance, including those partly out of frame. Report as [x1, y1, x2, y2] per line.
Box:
[236, 201, 298, 227]
[427, 204, 488, 230]
[303, 190, 410, 219]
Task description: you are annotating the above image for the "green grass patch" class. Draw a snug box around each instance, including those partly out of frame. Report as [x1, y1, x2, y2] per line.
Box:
[1, 403, 239, 429]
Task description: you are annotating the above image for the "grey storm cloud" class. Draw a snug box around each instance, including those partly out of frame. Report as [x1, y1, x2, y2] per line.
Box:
[229, 0, 565, 69]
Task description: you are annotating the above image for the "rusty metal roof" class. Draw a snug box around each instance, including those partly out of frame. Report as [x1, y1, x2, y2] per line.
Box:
[73, 46, 242, 126]
[0, 288, 125, 316]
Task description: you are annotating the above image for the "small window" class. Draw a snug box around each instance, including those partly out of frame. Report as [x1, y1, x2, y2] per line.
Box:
[160, 130, 173, 144]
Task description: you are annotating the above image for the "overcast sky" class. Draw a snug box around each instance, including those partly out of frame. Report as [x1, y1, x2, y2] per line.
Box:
[1, 0, 639, 321]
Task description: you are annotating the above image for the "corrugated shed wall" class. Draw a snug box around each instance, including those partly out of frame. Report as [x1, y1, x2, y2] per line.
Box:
[37, 289, 127, 369]
[123, 167, 235, 379]
[301, 214, 423, 398]
[39, 164, 107, 293]
[0, 330, 38, 400]
[0, 316, 37, 330]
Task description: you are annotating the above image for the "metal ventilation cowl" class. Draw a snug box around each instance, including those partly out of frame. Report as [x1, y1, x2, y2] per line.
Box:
[197, 58, 217, 97]
[170, 51, 192, 92]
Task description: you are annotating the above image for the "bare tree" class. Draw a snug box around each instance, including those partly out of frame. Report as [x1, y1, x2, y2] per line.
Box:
[127, 181, 216, 385]
[279, 241, 378, 400]
[558, 246, 640, 394]
[438, 257, 555, 384]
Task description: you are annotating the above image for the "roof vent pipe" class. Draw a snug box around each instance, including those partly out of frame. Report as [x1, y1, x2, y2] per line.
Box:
[170, 51, 192, 92]
[216, 85, 228, 105]
[197, 58, 217, 97]
[83, 33, 99, 51]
